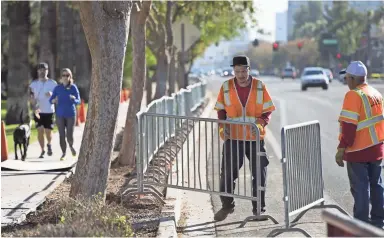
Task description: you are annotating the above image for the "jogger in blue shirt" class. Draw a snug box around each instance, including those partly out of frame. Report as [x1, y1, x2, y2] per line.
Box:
[50, 68, 81, 160]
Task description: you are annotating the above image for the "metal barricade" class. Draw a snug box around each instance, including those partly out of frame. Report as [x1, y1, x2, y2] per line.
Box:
[122, 81, 207, 198]
[129, 114, 278, 225]
[322, 210, 384, 237]
[268, 120, 348, 237]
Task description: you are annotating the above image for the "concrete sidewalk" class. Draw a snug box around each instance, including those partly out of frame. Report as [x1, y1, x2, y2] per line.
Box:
[1, 101, 131, 226]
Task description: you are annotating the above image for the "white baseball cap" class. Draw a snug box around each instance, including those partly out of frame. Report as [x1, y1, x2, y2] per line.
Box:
[345, 61, 367, 77]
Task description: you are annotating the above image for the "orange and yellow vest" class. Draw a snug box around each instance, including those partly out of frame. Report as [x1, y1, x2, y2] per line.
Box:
[338, 84, 384, 153]
[214, 77, 275, 141]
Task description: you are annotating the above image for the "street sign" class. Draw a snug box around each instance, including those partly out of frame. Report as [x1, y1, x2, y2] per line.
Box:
[172, 17, 201, 51]
[322, 39, 338, 45]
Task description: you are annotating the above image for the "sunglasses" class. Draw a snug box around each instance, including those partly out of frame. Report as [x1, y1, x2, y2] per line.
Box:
[62, 74, 70, 77]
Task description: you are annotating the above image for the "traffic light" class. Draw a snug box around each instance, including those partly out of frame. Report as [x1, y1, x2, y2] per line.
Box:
[336, 53, 341, 59]
[252, 39, 259, 47]
[272, 42, 279, 51]
[297, 41, 303, 50]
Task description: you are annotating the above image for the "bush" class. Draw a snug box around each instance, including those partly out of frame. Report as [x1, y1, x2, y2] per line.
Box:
[23, 194, 133, 237]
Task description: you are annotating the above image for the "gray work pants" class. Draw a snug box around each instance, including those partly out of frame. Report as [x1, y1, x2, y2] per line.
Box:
[56, 116, 75, 154]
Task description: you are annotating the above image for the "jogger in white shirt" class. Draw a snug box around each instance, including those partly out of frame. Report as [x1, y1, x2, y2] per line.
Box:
[29, 62, 57, 158]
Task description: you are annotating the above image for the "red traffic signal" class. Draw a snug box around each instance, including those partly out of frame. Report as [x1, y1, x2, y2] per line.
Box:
[297, 42, 303, 50]
[336, 53, 341, 59]
[272, 42, 279, 51]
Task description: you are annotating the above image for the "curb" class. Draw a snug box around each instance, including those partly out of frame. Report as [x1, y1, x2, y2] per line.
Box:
[156, 94, 215, 238]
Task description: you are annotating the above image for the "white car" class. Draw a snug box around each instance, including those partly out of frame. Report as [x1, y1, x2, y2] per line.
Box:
[301, 67, 329, 91]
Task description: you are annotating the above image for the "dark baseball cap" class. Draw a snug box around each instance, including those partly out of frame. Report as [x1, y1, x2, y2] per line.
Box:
[231, 56, 250, 67]
[37, 62, 48, 69]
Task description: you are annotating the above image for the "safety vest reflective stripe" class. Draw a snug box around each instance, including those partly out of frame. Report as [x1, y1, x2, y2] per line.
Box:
[223, 81, 231, 106]
[215, 101, 225, 110]
[263, 100, 274, 110]
[257, 81, 263, 104]
[356, 89, 380, 144]
[340, 110, 359, 121]
[357, 114, 384, 131]
[226, 116, 256, 122]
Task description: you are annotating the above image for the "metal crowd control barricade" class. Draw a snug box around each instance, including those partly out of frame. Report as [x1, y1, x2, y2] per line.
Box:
[130, 114, 278, 225]
[322, 210, 384, 237]
[268, 120, 348, 237]
[122, 81, 207, 200]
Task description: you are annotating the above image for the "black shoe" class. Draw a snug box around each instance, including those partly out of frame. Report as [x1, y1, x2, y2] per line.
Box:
[252, 207, 268, 221]
[47, 144, 52, 156]
[39, 150, 45, 158]
[214, 206, 235, 221]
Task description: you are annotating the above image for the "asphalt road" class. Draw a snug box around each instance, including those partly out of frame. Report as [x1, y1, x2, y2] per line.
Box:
[204, 75, 384, 236]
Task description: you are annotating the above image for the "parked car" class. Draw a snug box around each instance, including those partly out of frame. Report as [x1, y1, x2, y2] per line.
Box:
[281, 67, 297, 79]
[324, 68, 333, 83]
[301, 67, 329, 91]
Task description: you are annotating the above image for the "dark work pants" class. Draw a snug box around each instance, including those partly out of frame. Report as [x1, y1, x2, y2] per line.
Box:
[219, 139, 269, 210]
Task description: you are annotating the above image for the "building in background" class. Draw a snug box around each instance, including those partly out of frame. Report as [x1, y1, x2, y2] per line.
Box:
[192, 29, 252, 72]
[275, 11, 287, 42]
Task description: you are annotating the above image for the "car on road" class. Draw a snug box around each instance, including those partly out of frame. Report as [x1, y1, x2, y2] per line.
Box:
[339, 68, 347, 85]
[220, 68, 234, 77]
[324, 68, 333, 83]
[281, 67, 297, 79]
[300, 67, 329, 91]
[250, 69, 260, 77]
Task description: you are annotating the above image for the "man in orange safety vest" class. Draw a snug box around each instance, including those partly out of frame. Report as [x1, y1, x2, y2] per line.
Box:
[336, 61, 384, 228]
[213, 55, 276, 221]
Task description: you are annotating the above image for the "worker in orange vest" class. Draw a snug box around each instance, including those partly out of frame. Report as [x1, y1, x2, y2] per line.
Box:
[213, 56, 276, 221]
[336, 61, 384, 228]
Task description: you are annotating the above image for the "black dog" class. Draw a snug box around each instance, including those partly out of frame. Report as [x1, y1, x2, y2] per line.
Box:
[13, 110, 32, 161]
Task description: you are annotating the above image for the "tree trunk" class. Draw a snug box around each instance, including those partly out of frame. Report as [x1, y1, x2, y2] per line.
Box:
[69, 1, 133, 201]
[118, 1, 152, 166]
[165, 1, 174, 96]
[5, 2, 30, 125]
[153, 46, 168, 100]
[168, 48, 177, 94]
[146, 71, 154, 105]
[39, 1, 56, 80]
[56, 2, 75, 78]
[73, 8, 92, 102]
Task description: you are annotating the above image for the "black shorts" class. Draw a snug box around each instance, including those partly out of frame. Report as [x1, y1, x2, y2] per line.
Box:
[34, 113, 55, 130]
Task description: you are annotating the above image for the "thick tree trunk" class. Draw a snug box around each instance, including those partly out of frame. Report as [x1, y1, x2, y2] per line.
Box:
[56, 2, 75, 77]
[39, 1, 56, 80]
[73, 9, 92, 102]
[5, 2, 30, 124]
[70, 1, 133, 201]
[118, 1, 152, 166]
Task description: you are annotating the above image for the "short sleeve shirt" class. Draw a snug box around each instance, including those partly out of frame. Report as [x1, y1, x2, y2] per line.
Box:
[30, 79, 57, 113]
